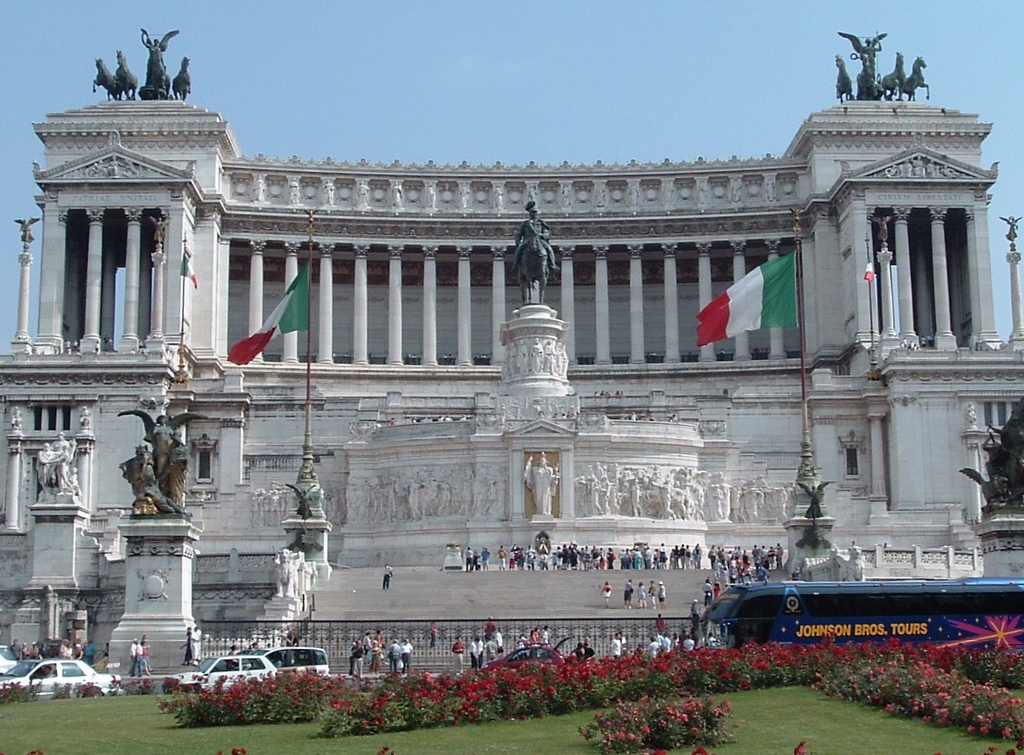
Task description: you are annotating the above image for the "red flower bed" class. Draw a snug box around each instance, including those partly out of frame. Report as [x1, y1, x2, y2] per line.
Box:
[579, 696, 733, 754]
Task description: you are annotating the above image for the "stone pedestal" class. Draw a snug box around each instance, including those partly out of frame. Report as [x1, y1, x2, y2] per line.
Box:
[499, 304, 571, 397]
[975, 510, 1024, 577]
[27, 493, 91, 589]
[108, 516, 200, 673]
[784, 516, 836, 576]
[283, 515, 332, 585]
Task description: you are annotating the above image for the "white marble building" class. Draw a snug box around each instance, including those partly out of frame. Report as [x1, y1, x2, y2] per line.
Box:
[1, 98, 1020, 641]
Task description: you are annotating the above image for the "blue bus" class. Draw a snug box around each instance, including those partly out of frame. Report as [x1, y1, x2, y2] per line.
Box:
[704, 579, 1024, 649]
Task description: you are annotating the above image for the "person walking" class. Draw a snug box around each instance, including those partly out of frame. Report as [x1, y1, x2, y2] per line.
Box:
[181, 627, 194, 666]
[129, 638, 141, 677]
[470, 636, 484, 671]
[623, 579, 634, 608]
[382, 563, 393, 590]
[637, 580, 647, 609]
[400, 638, 413, 674]
[657, 580, 667, 609]
[602, 580, 613, 608]
[139, 635, 152, 676]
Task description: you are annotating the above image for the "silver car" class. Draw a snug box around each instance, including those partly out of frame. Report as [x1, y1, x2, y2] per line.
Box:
[0, 659, 120, 697]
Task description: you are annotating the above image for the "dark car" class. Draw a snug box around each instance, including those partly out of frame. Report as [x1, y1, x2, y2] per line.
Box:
[482, 644, 566, 671]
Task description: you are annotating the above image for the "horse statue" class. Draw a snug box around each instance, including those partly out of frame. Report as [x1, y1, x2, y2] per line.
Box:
[835, 55, 853, 102]
[512, 201, 557, 304]
[115, 51, 137, 100]
[838, 31, 887, 101]
[902, 57, 929, 101]
[172, 57, 191, 101]
[93, 59, 119, 100]
[880, 52, 905, 101]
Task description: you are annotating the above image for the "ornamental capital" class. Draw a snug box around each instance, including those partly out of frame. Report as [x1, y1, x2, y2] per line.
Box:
[250, 240, 267, 254]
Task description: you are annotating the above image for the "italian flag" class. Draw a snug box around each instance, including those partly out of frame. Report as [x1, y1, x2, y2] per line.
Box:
[228, 264, 309, 365]
[696, 253, 798, 346]
[180, 250, 198, 289]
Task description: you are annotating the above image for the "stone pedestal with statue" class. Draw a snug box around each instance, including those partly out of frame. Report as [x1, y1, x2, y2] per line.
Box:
[108, 516, 201, 673]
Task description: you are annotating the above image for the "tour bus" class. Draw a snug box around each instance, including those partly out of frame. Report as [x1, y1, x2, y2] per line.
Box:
[703, 579, 1024, 649]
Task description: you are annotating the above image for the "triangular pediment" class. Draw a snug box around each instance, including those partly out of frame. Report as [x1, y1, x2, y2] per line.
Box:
[34, 137, 194, 184]
[846, 147, 997, 183]
[507, 418, 578, 437]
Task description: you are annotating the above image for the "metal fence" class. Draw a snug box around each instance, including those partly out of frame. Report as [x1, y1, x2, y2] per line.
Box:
[200, 615, 691, 672]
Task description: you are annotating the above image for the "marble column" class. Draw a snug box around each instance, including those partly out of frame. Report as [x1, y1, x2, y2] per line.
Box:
[353, 245, 369, 365]
[766, 240, 785, 359]
[851, 200, 873, 345]
[594, 246, 611, 364]
[388, 244, 404, 365]
[731, 241, 749, 360]
[5, 430, 22, 530]
[491, 247, 506, 365]
[283, 243, 299, 363]
[628, 245, 645, 363]
[1008, 245, 1024, 348]
[929, 208, 957, 350]
[147, 223, 167, 349]
[12, 234, 34, 353]
[878, 244, 898, 341]
[662, 244, 680, 363]
[247, 241, 265, 362]
[82, 209, 105, 353]
[698, 243, 714, 361]
[868, 409, 887, 502]
[893, 208, 917, 341]
[422, 246, 438, 366]
[967, 207, 1000, 346]
[75, 437, 94, 512]
[457, 245, 472, 366]
[560, 246, 576, 364]
[318, 244, 334, 363]
[119, 209, 142, 352]
[36, 204, 67, 354]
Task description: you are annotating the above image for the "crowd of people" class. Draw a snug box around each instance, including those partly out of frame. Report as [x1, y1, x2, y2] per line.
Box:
[347, 630, 415, 677]
[457, 542, 784, 575]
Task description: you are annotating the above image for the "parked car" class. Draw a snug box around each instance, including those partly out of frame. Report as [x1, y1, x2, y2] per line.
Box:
[256, 646, 329, 675]
[482, 644, 567, 671]
[0, 645, 17, 674]
[0, 658, 120, 696]
[170, 654, 276, 689]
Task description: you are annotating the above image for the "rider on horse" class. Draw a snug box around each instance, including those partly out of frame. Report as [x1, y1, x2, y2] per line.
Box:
[513, 200, 558, 284]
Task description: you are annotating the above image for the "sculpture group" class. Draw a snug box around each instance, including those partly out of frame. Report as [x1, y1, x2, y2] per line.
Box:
[93, 29, 191, 101]
[835, 32, 928, 102]
[961, 397, 1024, 512]
[512, 201, 557, 304]
[119, 410, 204, 516]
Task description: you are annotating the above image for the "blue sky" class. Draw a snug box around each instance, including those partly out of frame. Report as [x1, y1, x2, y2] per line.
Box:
[1, 0, 1021, 347]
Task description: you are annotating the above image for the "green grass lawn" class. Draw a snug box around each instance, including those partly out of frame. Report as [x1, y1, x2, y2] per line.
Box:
[0, 687, 1011, 755]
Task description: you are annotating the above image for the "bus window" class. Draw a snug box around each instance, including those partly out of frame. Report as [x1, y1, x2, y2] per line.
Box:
[736, 593, 782, 619]
[969, 590, 1024, 615]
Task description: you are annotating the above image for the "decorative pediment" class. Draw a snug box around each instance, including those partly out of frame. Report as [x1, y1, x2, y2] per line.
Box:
[34, 136, 194, 184]
[846, 147, 997, 183]
[507, 418, 578, 438]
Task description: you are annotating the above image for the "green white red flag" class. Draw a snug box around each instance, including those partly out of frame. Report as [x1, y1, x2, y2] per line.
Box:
[180, 249, 198, 289]
[228, 264, 309, 364]
[696, 253, 797, 346]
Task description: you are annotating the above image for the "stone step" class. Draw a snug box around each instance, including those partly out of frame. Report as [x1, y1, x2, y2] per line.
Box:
[310, 564, 728, 621]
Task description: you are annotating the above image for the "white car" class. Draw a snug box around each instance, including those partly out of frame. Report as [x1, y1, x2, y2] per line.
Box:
[257, 647, 330, 676]
[0, 658, 120, 697]
[170, 654, 276, 689]
[0, 646, 17, 674]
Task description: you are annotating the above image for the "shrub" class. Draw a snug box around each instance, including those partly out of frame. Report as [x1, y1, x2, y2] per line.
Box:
[580, 696, 734, 754]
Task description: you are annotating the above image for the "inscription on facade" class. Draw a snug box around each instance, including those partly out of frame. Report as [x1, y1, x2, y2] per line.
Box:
[58, 191, 170, 207]
[867, 190, 972, 206]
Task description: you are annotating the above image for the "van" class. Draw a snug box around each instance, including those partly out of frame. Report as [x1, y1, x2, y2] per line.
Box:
[258, 646, 329, 675]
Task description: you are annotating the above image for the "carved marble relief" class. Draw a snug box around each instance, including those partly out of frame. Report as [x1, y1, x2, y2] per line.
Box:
[501, 336, 569, 382]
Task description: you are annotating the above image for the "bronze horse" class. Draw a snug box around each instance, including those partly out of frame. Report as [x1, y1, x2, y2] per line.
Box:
[513, 203, 556, 304]
[93, 59, 119, 100]
[902, 57, 929, 101]
[115, 51, 137, 100]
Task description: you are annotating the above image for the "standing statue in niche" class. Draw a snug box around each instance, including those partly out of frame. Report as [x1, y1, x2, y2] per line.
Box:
[513, 201, 557, 304]
[37, 432, 79, 497]
[524, 452, 559, 517]
[119, 410, 205, 516]
[139, 29, 179, 100]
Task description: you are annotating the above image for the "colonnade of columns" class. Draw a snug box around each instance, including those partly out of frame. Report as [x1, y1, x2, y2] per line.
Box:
[240, 240, 793, 366]
[868, 205, 1003, 350]
[31, 206, 178, 355]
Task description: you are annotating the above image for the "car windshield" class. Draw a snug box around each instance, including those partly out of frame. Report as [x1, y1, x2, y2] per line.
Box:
[196, 658, 218, 673]
[0, 646, 16, 661]
[0, 661, 38, 677]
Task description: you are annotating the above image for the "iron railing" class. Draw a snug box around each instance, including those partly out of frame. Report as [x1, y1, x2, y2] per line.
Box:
[200, 615, 691, 672]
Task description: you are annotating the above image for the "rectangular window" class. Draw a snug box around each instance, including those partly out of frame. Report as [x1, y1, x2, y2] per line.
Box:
[47, 406, 58, 431]
[845, 448, 859, 477]
[198, 450, 213, 482]
[62, 407, 72, 431]
[33, 407, 43, 431]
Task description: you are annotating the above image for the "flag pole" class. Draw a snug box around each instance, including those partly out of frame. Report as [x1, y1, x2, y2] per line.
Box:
[174, 233, 189, 384]
[303, 210, 315, 458]
[793, 210, 817, 486]
[866, 226, 879, 376]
